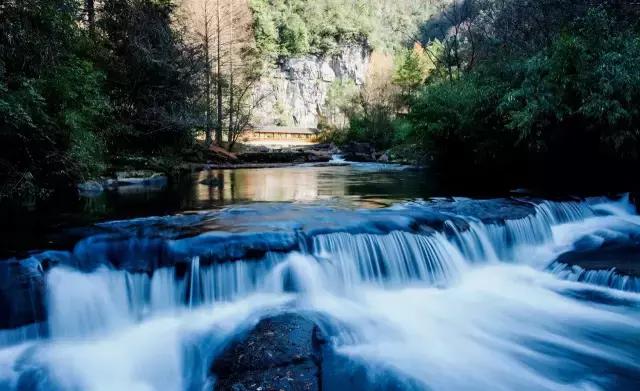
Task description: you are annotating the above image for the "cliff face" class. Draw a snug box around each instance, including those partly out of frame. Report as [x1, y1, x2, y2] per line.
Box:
[253, 45, 371, 128]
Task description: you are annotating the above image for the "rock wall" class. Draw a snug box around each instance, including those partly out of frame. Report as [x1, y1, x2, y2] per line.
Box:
[253, 45, 371, 128]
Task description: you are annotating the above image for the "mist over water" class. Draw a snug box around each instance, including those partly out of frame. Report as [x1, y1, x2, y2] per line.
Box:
[1, 191, 639, 390]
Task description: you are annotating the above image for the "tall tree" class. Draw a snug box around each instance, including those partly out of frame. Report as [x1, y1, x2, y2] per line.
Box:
[98, 0, 202, 150]
[0, 0, 109, 201]
[186, 0, 262, 149]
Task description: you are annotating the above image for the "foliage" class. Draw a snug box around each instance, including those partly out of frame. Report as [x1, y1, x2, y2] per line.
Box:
[401, 4, 640, 186]
[499, 9, 640, 159]
[346, 105, 398, 151]
[249, 0, 439, 57]
[393, 43, 434, 97]
[323, 80, 360, 129]
[406, 74, 521, 174]
[329, 0, 640, 189]
[0, 0, 110, 202]
[0, 0, 204, 205]
[99, 0, 203, 151]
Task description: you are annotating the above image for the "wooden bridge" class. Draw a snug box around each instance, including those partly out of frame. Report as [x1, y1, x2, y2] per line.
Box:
[243, 127, 320, 146]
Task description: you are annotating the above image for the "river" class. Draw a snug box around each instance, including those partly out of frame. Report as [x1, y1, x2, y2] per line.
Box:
[0, 162, 639, 390]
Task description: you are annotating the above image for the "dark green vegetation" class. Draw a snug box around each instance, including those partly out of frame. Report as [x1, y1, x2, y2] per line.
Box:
[331, 0, 640, 190]
[3, 0, 639, 210]
[249, 0, 440, 56]
[0, 0, 202, 205]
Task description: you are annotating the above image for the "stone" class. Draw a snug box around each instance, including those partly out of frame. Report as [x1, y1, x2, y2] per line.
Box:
[211, 313, 323, 391]
[340, 142, 378, 162]
[428, 198, 537, 224]
[77, 180, 104, 196]
[378, 153, 390, 163]
[304, 150, 331, 163]
[0, 258, 46, 329]
[320, 61, 336, 82]
[253, 45, 371, 128]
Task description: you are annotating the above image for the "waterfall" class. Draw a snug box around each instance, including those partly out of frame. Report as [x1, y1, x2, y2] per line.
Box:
[311, 231, 468, 287]
[549, 262, 640, 292]
[0, 196, 639, 391]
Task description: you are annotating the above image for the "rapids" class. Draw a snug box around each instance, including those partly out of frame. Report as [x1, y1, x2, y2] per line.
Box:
[0, 194, 639, 390]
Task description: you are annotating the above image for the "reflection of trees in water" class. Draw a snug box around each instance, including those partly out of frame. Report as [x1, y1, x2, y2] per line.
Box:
[227, 168, 323, 202]
[191, 167, 436, 206]
[344, 171, 434, 199]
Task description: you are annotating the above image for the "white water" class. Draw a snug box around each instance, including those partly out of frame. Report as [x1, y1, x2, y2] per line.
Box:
[330, 154, 346, 163]
[1, 197, 639, 390]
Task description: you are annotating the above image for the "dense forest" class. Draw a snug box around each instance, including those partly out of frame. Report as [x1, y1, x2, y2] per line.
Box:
[317, 0, 640, 190]
[1, 0, 640, 208]
[0, 0, 203, 205]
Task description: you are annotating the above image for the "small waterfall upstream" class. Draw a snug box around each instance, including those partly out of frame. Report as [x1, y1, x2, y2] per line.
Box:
[0, 196, 639, 390]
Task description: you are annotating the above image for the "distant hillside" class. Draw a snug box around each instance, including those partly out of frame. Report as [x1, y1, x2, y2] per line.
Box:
[249, 0, 443, 57]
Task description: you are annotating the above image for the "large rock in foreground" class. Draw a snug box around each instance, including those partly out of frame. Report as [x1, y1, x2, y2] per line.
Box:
[212, 313, 323, 391]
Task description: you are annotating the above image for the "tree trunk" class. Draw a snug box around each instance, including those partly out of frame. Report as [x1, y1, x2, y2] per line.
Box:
[215, 0, 223, 146]
[86, 0, 95, 33]
[227, 0, 234, 150]
[204, 8, 212, 146]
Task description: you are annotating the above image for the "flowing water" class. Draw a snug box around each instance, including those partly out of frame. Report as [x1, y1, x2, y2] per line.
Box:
[0, 164, 639, 390]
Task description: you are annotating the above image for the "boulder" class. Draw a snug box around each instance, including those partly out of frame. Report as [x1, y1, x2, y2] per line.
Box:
[77, 180, 104, 196]
[238, 152, 307, 164]
[0, 258, 46, 329]
[304, 150, 331, 163]
[341, 142, 377, 162]
[341, 142, 374, 155]
[211, 313, 323, 391]
[428, 198, 537, 224]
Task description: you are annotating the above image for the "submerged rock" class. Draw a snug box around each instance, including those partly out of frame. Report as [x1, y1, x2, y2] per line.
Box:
[212, 313, 323, 391]
[428, 198, 537, 223]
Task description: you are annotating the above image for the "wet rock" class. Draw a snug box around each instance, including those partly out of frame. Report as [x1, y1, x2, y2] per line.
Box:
[71, 234, 171, 273]
[428, 198, 537, 223]
[238, 151, 330, 164]
[378, 153, 390, 163]
[170, 231, 299, 265]
[341, 142, 377, 162]
[212, 313, 323, 391]
[0, 259, 46, 329]
[77, 180, 104, 196]
[238, 152, 308, 164]
[553, 235, 640, 276]
[304, 150, 331, 163]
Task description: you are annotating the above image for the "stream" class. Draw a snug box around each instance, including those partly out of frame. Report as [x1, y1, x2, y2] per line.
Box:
[0, 163, 639, 390]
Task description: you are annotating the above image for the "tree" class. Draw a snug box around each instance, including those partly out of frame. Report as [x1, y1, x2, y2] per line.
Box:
[98, 0, 203, 151]
[186, 0, 258, 148]
[393, 43, 432, 97]
[0, 0, 110, 202]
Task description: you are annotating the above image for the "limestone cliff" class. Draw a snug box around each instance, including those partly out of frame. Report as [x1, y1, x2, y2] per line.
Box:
[253, 45, 371, 128]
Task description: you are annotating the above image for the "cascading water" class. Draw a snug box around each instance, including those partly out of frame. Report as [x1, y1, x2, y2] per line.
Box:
[0, 196, 639, 390]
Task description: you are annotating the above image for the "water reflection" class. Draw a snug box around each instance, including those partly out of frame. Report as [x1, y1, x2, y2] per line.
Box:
[189, 165, 431, 208]
[1, 165, 433, 255]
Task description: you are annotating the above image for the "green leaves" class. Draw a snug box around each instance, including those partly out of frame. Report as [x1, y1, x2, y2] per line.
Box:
[498, 8, 640, 157]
